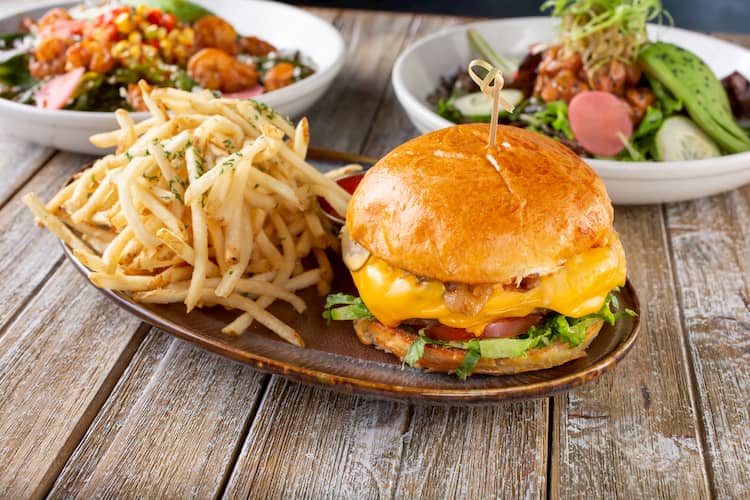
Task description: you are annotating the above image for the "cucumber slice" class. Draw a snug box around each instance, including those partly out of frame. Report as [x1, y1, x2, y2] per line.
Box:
[452, 90, 524, 120]
[656, 115, 721, 161]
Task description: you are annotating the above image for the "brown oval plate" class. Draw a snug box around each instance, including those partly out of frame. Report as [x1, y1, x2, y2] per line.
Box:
[60, 149, 641, 404]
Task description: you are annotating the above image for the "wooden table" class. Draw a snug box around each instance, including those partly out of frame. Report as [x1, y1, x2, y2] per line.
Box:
[1, 8, 748, 499]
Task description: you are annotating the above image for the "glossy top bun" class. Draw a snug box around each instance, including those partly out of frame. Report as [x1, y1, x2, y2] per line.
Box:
[346, 124, 614, 284]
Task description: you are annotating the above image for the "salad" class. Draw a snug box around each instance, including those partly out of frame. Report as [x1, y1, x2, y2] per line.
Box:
[428, 0, 750, 161]
[0, 0, 315, 112]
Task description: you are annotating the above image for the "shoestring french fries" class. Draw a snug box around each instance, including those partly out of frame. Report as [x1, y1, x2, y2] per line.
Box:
[23, 82, 352, 347]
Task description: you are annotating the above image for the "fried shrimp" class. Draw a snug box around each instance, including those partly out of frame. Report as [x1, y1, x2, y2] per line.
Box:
[36, 8, 72, 31]
[187, 48, 259, 92]
[65, 40, 115, 73]
[29, 37, 68, 78]
[263, 62, 295, 91]
[238, 36, 276, 56]
[193, 15, 238, 54]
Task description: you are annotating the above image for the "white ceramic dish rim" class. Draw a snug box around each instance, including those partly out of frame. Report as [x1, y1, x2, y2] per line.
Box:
[392, 16, 750, 181]
[0, 0, 345, 122]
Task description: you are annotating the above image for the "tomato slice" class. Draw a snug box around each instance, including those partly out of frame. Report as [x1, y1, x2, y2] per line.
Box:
[424, 325, 474, 342]
[424, 314, 546, 342]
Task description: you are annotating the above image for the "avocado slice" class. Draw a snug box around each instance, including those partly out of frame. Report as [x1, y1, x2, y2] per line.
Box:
[639, 41, 750, 154]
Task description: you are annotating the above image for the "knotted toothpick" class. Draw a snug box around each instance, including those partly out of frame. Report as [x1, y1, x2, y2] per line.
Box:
[467, 59, 515, 147]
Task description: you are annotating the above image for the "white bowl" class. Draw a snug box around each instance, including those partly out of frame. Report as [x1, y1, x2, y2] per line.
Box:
[392, 17, 750, 204]
[0, 0, 344, 155]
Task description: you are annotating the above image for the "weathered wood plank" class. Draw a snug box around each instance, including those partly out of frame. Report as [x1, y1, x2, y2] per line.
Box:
[223, 380, 408, 498]
[301, 10, 415, 153]
[665, 186, 750, 498]
[0, 134, 54, 208]
[0, 151, 91, 332]
[0, 263, 144, 499]
[222, 10, 417, 498]
[393, 402, 548, 499]
[360, 14, 481, 158]
[554, 206, 710, 498]
[48, 331, 265, 498]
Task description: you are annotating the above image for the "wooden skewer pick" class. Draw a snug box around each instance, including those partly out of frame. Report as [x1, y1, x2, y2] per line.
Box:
[467, 59, 515, 147]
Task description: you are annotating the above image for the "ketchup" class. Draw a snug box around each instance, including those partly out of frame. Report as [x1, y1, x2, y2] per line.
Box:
[319, 172, 364, 221]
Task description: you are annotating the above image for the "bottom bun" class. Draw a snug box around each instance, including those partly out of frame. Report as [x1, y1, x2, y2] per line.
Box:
[353, 318, 604, 376]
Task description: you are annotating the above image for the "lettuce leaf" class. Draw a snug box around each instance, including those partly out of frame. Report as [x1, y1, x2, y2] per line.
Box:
[436, 98, 462, 124]
[524, 100, 574, 139]
[403, 335, 426, 368]
[617, 105, 664, 161]
[322, 293, 374, 322]
[0, 53, 32, 88]
[455, 340, 481, 380]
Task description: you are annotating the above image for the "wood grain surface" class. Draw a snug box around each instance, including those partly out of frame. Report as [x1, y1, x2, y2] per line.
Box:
[553, 207, 710, 499]
[49, 332, 266, 499]
[0, 264, 144, 498]
[0, 152, 91, 332]
[0, 134, 53, 207]
[665, 186, 750, 498]
[0, 6, 748, 498]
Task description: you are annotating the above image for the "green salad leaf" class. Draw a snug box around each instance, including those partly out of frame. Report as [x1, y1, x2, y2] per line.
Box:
[0, 53, 32, 88]
[617, 104, 667, 161]
[123, 0, 213, 23]
[466, 28, 519, 76]
[524, 101, 574, 139]
[322, 293, 375, 322]
[0, 32, 27, 51]
[436, 98, 462, 123]
[455, 340, 481, 380]
[403, 334, 427, 368]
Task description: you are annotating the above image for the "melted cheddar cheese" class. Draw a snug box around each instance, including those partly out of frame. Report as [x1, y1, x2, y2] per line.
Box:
[351, 238, 627, 336]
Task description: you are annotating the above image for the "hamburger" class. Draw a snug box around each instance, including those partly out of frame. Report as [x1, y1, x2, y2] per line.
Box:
[324, 123, 632, 379]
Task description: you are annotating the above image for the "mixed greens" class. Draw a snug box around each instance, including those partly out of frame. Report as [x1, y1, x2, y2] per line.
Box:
[324, 290, 635, 380]
[429, 0, 750, 161]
